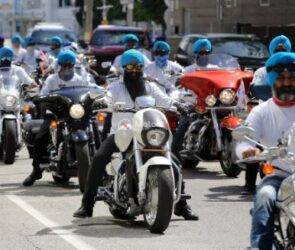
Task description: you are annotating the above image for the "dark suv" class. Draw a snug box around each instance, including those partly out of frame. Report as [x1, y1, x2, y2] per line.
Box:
[88, 25, 151, 75]
[176, 33, 269, 70]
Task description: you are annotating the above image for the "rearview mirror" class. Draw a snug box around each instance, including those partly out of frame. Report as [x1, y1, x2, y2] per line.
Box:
[232, 126, 256, 141]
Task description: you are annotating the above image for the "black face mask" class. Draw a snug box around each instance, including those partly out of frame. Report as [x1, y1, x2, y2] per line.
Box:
[59, 68, 75, 81]
[123, 71, 146, 101]
[273, 84, 295, 102]
[0, 59, 11, 69]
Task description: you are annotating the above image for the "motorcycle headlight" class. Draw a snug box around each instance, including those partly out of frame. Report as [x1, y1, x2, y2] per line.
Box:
[5, 95, 17, 107]
[205, 95, 217, 107]
[143, 128, 169, 148]
[219, 89, 236, 105]
[69, 104, 85, 119]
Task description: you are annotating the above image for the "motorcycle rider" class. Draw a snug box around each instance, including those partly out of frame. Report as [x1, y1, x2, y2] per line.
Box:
[171, 38, 213, 162]
[252, 35, 292, 87]
[244, 35, 293, 195]
[49, 36, 63, 58]
[0, 47, 34, 87]
[22, 50, 96, 186]
[112, 34, 151, 73]
[144, 41, 183, 93]
[73, 49, 198, 220]
[11, 35, 26, 62]
[183, 38, 212, 73]
[17, 37, 42, 74]
[235, 52, 295, 250]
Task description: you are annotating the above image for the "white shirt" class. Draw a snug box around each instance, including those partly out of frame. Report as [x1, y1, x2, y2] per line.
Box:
[235, 99, 295, 170]
[41, 72, 96, 95]
[251, 66, 267, 86]
[18, 49, 40, 74]
[13, 47, 27, 62]
[144, 60, 183, 93]
[0, 65, 33, 86]
[107, 80, 174, 133]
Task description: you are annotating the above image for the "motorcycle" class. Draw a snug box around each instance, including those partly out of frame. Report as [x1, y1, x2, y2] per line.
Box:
[32, 85, 105, 192]
[233, 125, 295, 249]
[95, 96, 182, 234]
[0, 74, 23, 164]
[179, 53, 253, 177]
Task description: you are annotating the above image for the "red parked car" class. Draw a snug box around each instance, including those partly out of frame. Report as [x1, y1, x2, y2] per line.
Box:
[88, 25, 151, 75]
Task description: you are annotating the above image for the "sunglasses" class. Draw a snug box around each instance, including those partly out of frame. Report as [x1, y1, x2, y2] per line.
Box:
[124, 64, 143, 72]
[154, 50, 168, 56]
[197, 50, 210, 56]
[0, 57, 12, 62]
[60, 62, 74, 69]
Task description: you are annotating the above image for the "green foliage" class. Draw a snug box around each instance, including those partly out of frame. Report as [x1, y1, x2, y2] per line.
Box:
[74, 0, 167, 28]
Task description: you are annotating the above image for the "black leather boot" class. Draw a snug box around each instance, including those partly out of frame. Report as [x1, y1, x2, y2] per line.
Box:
[174, 200, 199, 220]
[73, 203, 94, 218]
[22, 168, 43, 187]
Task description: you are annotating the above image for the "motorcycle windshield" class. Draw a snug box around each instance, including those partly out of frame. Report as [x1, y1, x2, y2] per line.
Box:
[196, 53, 240, 70]
[51, 86, 105, 103]
[0, 73, 21, 98]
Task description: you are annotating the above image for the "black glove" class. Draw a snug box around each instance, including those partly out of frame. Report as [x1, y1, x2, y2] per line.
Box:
[93, 99, 108, 110]
[174, 102, 189, 115]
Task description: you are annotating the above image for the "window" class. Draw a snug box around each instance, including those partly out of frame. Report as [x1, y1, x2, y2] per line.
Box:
[260, 0, 270, 7]
[58, 0, 72, 8]
[225, 0, 237, 8]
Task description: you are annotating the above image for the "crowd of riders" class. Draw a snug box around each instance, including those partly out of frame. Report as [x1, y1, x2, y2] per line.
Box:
[0, 30, 294, 249]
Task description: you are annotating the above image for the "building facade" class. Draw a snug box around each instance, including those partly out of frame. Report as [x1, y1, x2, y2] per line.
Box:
[0, 0, 79, 37]
[169, 0, 295, 35]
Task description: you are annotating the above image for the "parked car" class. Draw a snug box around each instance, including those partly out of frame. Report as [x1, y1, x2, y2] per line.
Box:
[175, 33, 269, 70]
[87, 25, 151, 75]
[27, 23, 78, 52]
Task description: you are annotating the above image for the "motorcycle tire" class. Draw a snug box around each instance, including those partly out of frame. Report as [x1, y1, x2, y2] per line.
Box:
[52, 173, 70, 184]
[75, 142, 91, 193]
[3, 120, 17, 164]
[219, 133, 241, 178]
[143, 168, 174, 234]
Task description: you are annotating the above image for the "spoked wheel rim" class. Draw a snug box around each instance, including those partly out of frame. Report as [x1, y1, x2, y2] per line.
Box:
[144, 172, 159, 226]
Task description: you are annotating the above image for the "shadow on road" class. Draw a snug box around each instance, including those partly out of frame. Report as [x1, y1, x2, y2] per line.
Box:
[183, 167, 231, 180]
[36, 216, 182, 239]
[0, 181, 81, 197]
[205, 185, 254, 202]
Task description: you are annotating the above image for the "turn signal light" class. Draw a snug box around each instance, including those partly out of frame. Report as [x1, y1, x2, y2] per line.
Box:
[262, 163, 274, 176]
[97, 112, 106, 124]
[23, 104, 31, 113]
[50, 120, 59, 129]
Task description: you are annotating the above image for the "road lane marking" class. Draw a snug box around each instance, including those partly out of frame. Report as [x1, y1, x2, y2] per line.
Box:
[6, 195, 94, 250]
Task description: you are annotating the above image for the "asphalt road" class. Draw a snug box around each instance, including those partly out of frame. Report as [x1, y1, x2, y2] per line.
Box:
[0, 149, 255, 250]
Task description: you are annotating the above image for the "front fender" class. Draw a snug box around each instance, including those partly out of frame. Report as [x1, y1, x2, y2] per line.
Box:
[137, 156, 172, 205]
[71, 129, 89, 143]
[2, 114, 17, 120]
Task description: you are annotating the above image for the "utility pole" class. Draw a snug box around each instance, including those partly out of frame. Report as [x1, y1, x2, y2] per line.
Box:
[97, 0, 113, 25]
[84, 0, 93, 42]
[120, 0, 134, 26]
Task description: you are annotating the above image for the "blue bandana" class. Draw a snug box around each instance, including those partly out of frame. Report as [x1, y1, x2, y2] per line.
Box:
[155, 55, 169, 68]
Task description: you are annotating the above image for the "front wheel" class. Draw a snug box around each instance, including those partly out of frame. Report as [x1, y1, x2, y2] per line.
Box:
[3, 120, 17, 164]
[75, 142, 91, 193]
[219, 133, 241, 178]
[143, 168, 174, 234]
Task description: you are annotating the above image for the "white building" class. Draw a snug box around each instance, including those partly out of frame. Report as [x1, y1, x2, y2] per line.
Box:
[0, 0, 79, 37]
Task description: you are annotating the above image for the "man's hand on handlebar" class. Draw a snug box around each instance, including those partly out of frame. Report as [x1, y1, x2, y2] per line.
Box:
[242, 147, 261, 159]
